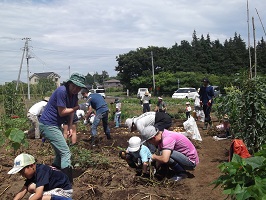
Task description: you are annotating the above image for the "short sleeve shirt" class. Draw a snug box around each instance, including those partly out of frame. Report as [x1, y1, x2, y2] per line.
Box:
[157, 101, 166, 110]
[87, 93, 108, 114]
[134, 112, 156, 133]
[28, 101, 48, 116]
[24, 164, 72, 191]
[158, 129, 199, 165]
[128, 145, 152, 163]
[40, 86, 78, 126]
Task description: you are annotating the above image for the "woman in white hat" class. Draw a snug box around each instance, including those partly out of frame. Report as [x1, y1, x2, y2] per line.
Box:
[141, 91, 151, 113]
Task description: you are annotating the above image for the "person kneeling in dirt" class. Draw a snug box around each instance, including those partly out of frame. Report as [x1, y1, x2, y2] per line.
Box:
[125, 111, 172, 153]
[8, 153, 73, 200]
[120, 136, 152, 178]
[142, 126, 199, 182]
[214, 114, 231, 139]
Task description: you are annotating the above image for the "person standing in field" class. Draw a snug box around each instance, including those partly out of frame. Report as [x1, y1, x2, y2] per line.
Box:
[199, 78, 214, 130]
[155, 97, 167, 113]
[185, 102, 191, 120]
[141, 91, 151, 113]
[27, 97, 49, 139]
[114, 98, 122, 128]
[39, 73, 87, 183]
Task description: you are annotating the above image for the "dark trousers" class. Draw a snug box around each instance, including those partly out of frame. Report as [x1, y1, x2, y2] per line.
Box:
[143, 103, 150, 113]
[203, 104, 212, 122]
[186, 111, 190, 120]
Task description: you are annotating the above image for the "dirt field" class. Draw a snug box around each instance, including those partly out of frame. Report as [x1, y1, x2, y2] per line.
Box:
[0, 119, 232, 200]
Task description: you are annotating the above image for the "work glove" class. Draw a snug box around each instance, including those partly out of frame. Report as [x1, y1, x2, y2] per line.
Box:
[79, 103, 87, 111]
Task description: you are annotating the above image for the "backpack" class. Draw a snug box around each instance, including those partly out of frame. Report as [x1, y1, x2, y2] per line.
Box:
[229, 139, 251, 161]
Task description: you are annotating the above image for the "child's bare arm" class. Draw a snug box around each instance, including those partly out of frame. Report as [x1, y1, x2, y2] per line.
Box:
[13, 186, 27, 200]
[28, 186, 44, 200]
[142, 162, 149, 174]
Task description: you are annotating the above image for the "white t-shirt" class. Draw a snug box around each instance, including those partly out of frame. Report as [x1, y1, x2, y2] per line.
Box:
[115, 102, 121, 113]
[134, 112, 156, 133]
[28, 101, 48, 116]
[141, 95, 150, 104]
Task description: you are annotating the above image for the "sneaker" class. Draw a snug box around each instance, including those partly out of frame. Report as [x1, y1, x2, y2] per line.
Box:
[171, 173, 188, 182]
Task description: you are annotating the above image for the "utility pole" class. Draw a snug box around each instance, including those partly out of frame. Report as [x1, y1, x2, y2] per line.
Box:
[16, 37, 31, 100]
[25, 38, 31, 100]
[16, 40, 26, 91]
[69, 66, 70, 78]
[252, 17, 257, 78]
[151, 51, 155, 94]
[247, 0, 252, 79]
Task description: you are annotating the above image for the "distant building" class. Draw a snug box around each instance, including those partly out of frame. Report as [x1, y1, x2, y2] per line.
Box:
[29, 72, 60, 87]
[103, 79, 122, 88]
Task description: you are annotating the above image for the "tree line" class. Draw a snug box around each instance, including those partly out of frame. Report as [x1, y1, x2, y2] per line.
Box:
[115, 31, 266, 94]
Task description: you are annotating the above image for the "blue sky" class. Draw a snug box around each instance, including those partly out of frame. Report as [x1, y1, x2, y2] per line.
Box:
[0, 0, 265, 84]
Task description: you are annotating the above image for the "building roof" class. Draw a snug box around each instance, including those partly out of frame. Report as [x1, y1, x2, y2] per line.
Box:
[29, 72, 60, 79]
[104, 79, 120, 83]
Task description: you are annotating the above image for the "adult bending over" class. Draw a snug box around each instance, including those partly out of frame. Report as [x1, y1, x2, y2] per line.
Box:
[39, 73, 86, 183]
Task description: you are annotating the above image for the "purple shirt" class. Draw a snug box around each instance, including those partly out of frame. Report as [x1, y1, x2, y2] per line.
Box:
[158, 129, 199, 165]
[40, 86, 78, 127]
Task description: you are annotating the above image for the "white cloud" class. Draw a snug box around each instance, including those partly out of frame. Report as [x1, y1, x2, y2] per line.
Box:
[0, 0, 265, 84]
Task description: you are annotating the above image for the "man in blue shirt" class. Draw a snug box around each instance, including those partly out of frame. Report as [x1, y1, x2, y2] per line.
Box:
[81, 89, 111, 145]
[199, 78, 214, 130]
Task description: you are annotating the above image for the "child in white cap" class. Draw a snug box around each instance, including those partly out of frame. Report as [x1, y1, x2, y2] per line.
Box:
[120, 136, 152, 177]
[8, 153, 72, 200]
[185, 102, 191, 120]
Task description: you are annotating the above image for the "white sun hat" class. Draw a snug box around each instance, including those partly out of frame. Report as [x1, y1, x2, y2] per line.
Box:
[127, 136, 141, 152]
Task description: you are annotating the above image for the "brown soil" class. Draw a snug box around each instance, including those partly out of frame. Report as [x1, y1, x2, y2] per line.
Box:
[0, 119, 232, 200]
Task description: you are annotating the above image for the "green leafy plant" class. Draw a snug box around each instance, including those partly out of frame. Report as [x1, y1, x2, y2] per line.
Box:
[216, 77, 266, 153]
[2, 117, 30, 131]
[70, 145, 109, 169]
[3, 82, 26, 117]
[0, 128, 29, 154]
[213, 145, 266, 200]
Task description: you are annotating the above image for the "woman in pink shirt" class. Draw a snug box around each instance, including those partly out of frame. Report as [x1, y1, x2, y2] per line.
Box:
[142, 126, 199, 181]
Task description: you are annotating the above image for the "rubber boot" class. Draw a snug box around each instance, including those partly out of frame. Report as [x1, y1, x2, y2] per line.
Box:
[209, 121, 213, 129]
[106, 134, 112, 140]
[51, 163, 61, 170]
[203, 122, 208, 130]
[61, 166, 73, 184]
